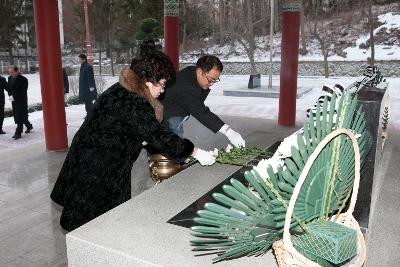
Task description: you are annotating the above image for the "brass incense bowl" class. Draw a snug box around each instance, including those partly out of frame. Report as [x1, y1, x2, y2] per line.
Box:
[148, 154, 188, 182]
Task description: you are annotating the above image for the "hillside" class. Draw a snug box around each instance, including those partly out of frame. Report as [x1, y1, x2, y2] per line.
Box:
[180, 3, 400, 62]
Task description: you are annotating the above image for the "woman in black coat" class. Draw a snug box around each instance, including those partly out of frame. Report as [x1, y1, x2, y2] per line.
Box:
[50, 51, 216, 231]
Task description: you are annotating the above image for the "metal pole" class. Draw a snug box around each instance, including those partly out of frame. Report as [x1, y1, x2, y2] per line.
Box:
[83, 0, 93, 64]
[268, 0, 274, 89]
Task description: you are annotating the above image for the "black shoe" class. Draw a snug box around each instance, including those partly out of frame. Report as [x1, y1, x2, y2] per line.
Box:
[25, 125, 33, 133]
[12, 134, 21, 139]
[0, 129, 5, 134]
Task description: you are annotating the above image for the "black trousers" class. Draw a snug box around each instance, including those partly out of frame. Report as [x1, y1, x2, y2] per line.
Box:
[0, 101, 4, 130]
[15, 117, 32, 135]
[84, 100, 94, 114]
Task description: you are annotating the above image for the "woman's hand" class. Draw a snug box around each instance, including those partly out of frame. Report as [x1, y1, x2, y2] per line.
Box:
[192, 148, 216, 166]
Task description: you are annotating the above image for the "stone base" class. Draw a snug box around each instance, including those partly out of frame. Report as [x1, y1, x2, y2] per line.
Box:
[223, 85, 312, 98]
[248, 74, 261, 89]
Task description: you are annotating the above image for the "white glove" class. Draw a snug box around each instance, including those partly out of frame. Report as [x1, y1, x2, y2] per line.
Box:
[90, 87, 95, 92]
[219, 124, 245, 148]
[193, 148, 216, 166]
[9, 95, 14, 102]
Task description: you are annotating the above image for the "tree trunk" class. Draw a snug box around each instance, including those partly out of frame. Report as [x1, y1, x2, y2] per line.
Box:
[246, 0, 256, 74]
[219, 0, 224, 46]
[323, 51, 329, 78]
[273, 0, 279, 32]
[249, 51, 256, 74]
[8, 46, 14, 65]
[110, 47, 115, 77]
[314, 24, 329, 78]
[24, 23, 29, 73]
[300, 8, 307, 55]
[368, 0, 375, 67]
[99, 46, 102, 75]
[181, 0, 187, 52]
[108, 0, 114, 76]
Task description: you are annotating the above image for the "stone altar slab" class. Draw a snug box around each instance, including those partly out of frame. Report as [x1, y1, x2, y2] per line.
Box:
[223, 85, 312, 98]
[67, 117, 298, 267]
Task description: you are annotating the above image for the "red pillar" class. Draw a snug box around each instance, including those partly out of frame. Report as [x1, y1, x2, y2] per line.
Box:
[278, 2, 302, 126]
[33, 0, 68, 150]
[164, 1, 179, 72]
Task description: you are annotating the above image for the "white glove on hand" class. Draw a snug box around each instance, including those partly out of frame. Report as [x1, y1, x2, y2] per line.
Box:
[9, 95, 14, 102]
[219, 124, 245, 148]
[90, 87, 95, 92]
[193, 148, 216, 166]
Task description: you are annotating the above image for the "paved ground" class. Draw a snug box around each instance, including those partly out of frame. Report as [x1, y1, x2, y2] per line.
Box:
[0, 114, 399, 266]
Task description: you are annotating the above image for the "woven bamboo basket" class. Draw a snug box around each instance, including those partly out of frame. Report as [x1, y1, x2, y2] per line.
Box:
[272, 128, 366, 267]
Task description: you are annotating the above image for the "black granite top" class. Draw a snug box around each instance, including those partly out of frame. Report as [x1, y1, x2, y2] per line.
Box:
[168, 141, 281, 228]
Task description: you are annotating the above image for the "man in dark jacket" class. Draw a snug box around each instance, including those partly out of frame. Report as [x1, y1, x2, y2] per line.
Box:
[78, 54, 97, 114]
[8, 66, 33, 139]
[161, 55, 246, 147]
[62, 67, 69, 106]
[0, 74, 8, 134]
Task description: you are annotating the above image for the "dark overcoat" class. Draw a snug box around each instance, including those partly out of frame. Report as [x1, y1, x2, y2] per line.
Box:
[50, 72, 194, 231]
[0, 76, 7, 105]
[79, 62, 97, 102]
[62, 68, 69, 94]
[8, 74, 28, 124]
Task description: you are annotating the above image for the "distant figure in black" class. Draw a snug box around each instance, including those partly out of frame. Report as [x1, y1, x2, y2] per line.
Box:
[8, 66, 33, 139]
[50, 50, 216, 231]
[78, 54, 97, 114]
[62, 67, 69, 106]
[0, 74, 8, 134]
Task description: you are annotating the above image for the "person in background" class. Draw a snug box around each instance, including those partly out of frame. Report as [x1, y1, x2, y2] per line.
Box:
[62, 67, 69, 106]
[50, 50, 216, 231]
[7, 66, 33, 139]
[0, 74, 8, 134]
[78, 54, 97, 115]
[161, 55, 246, 148]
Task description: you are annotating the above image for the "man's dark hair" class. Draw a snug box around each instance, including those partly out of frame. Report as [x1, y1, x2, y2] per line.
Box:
[196, 55, 223, 73]
[12, 66, 19, 72]
[130, 50, 175, 83]
[78, 54, 87, 61]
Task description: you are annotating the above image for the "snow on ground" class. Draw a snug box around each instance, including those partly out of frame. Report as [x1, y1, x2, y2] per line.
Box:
[342, 12, 400, 61]
[0, 74, 398, 153]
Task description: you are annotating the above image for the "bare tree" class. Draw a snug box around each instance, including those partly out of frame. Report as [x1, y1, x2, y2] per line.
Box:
[304, 0, 362, 77]
[299, 7, 307, 55]
[181, 0, 188, 52]
[225, 0, 266, 74]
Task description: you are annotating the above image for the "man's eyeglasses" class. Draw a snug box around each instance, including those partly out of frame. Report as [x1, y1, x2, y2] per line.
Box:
[204, 74, 220, 84]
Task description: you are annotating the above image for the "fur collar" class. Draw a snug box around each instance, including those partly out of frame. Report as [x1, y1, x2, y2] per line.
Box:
[119, 67, 144, 94]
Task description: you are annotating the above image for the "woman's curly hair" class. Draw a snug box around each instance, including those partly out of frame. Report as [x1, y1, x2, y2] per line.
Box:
[130, 50, 175, 83]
